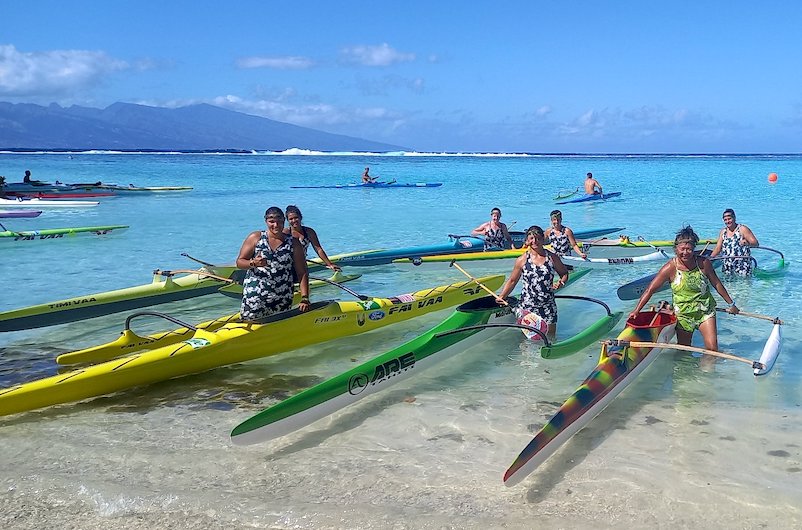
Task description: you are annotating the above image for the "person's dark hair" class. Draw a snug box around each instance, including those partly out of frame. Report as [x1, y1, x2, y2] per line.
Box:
[526, 225, 544, 239]
[722, 208, 736, 219]
[491, 207, 502, 216]
[674, 226, 699, 247]
[586, 172, 592, 178]
[550, 209, 562, 218]
[285, 205, 302, 220]
[264, 206, 284, 219]
[24, 170, 31, 176]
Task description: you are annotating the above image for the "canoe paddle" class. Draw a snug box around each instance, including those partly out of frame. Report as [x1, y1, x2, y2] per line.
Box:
[715, 307, 784, 325]
[180, 252, 220, 268]
[449, 259, 508, 305]
[602, 339, 770, 371]
[153, 268, 235, 283]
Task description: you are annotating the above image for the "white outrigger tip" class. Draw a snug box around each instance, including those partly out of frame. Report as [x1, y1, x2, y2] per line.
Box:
[754, 322, 782, 376]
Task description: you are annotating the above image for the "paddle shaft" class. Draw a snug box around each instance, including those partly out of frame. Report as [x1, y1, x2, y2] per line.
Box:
[154, 269, 234, 283]
[450, 261, 508, 305]
[606, 340, 762, 369]
[716, 307, 783, 325]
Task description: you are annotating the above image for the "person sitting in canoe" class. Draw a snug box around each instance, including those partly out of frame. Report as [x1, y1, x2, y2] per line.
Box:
[628, 226, 738, 370]
[362, 167, 378, 184]
[544, 209, 587, 258]
[584, 172, 603, 195]
[497, 225, 570, 341]
[237, 206, 310, 322]
[709, 208, 759, 277]
[284, 205, 341, 272]
[471, 207, 516, 250]
[22, 170, 45, 185]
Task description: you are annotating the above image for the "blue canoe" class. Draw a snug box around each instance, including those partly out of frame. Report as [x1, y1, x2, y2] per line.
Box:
[291, 182, 443, 189]
[556, 191, 622, 205]
[312, 227, 624, 270]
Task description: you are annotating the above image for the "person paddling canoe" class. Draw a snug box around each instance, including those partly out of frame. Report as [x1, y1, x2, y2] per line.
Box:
[237, 206, 310, 322]
[628, 226, 738, 370]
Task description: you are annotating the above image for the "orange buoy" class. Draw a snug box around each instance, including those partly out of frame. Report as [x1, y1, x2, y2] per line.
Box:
[768, 172, 778, 183]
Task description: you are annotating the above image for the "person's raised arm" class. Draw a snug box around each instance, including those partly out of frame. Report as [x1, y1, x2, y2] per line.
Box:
[565, 227, 587, 259]
[551, 252, 570, 290]
[236, 232, 261, 269]
[470, 222, 488, 237]
[709, 229, 725, 258]
[306, 227, 341, 271]
[628, 261, 673, 319]
[497, 255, 525, 302]
[740, 225, 759, 247]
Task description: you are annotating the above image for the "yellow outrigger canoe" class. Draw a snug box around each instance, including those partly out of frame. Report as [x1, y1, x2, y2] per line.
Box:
[0, 275, 504, 417]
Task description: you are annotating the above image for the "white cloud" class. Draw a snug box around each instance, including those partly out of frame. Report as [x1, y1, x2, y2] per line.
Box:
[0, 44, 128, 96]
[340, 43, 415, 66]
[236, 56, 314, 70]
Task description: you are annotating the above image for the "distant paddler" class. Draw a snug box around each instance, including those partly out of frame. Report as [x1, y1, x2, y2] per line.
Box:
[497, 225, 570, 341]
[710, 208, 759, 276]
[471, 207, 517, 250]
[361, 166, 378, 183]
[544, 209, 587, 258]
[237, 206, 310, 322]
[584, 172, 603, 195]
[284, 205, 341, 272]
[628, 226, 738, 370]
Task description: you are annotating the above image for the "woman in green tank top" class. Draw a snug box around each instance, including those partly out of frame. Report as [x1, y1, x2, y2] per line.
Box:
[629, 227, 738, 368]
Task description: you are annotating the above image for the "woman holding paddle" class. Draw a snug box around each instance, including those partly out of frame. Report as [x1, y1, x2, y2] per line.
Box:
[497, 225, 569, 340]
[237, 206, 310, 322]
[628, 226, 738, 369]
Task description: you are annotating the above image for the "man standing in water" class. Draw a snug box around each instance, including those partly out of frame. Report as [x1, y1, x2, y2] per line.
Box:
[584, 172, 603, 195]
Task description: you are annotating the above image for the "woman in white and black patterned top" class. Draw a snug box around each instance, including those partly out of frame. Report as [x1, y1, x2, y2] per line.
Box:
[471, 207, 516, 250]
[237, 206, 310, 322]
[497, 225, 570, 340]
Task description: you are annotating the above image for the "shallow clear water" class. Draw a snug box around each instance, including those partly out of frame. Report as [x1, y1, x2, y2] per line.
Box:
[1, 153, 800, 528]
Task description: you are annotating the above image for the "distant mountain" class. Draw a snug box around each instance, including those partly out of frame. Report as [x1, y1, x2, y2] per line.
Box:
[0, 101, 407, 152]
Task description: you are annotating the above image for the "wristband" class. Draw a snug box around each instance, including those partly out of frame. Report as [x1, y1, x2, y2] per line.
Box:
[729, 301, 737, 308]
[300, 297, 310, 303]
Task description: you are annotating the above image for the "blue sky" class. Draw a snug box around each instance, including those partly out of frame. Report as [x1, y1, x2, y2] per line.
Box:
[2, 1, 802, 152]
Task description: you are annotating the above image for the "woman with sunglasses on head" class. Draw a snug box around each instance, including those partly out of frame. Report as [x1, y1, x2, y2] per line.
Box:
[497, 225, 569, 340]
[471, 207, 516, 250]
[629, 226, 738, 369]
[710, 208, 759, 276]
[283, 205, 341, 272]
[237, 207, 310, 322]
[543, 209, 587, 258]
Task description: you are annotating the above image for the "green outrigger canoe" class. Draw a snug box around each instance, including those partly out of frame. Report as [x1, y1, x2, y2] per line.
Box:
[231, 269, 621, 445]
[0, 224, 128, 244]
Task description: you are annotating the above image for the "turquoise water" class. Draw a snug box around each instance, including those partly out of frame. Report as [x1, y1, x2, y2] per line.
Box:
[1, 153, 800, 528]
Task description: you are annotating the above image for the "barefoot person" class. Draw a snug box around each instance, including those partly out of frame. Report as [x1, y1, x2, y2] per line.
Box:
[471, 207, 515, 250]
[710, 208, 759, 276]
[584, 172, 603, 195]
[628, 226, 738, 369]
[497, 225, 570, 341]
[284, 205, 341, 271]
[237, 207, 310, 322]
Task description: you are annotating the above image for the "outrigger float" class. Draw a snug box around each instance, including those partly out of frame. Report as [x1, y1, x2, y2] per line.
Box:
[503, 305, 784, 487]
